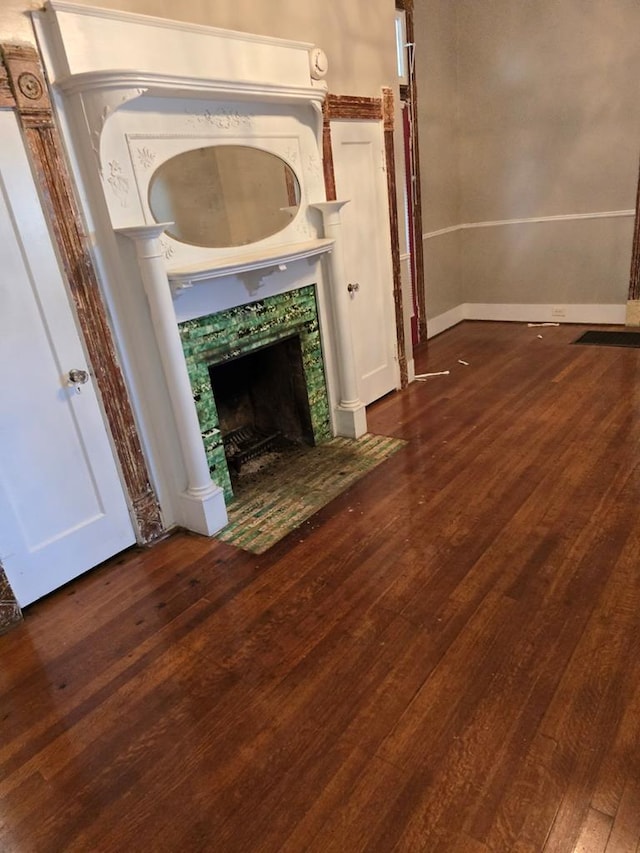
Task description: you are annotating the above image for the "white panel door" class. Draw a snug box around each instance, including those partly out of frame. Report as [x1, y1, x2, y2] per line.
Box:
[331, 120, 399, 405]
[0, 111, 135, 607]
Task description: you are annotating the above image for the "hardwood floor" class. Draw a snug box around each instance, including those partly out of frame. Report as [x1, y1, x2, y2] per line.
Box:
[3, 320, 640, 852]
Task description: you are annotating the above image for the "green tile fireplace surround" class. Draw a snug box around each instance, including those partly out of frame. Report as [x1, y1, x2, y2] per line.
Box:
[179, 285, 332, 502]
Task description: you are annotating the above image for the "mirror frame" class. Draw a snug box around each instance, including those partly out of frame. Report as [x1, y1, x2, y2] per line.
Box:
[148, 143, 302, 249]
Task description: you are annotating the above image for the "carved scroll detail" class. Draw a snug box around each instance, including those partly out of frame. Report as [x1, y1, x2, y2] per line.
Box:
[186, 107, 251, 130]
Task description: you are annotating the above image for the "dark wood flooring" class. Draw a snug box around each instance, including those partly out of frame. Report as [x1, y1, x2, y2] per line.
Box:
[3, 321, 640, 852]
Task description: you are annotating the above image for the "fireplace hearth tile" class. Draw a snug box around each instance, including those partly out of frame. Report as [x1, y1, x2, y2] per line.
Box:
[216, 433, 406, 554]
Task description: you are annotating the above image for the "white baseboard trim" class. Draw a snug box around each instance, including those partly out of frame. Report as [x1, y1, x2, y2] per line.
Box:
[426, 302, 626, 340]
[406, 357, 416, 383]
[426, 304, 466, 338]
[465, 303, 626, 325]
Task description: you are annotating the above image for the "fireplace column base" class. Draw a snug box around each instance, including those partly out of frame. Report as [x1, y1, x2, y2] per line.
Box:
[335, 402, 367, 439]
[178, 486, 227, 537]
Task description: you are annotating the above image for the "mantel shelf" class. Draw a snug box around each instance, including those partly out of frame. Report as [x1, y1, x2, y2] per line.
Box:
[167, 238, 334, 291]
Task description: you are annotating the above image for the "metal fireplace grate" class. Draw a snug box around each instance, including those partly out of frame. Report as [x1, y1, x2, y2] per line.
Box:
[223, 426, 285, 473]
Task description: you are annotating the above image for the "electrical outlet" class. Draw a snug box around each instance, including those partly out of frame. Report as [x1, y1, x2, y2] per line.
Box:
[551, 306, 566, 319]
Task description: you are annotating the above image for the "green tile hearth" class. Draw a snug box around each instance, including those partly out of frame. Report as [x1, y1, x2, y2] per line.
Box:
[215, 433, 407, 554]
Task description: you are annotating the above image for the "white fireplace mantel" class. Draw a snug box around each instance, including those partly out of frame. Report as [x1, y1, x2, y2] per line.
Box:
[167, 238, 335, 292]
[33, 2, 369, 536]
[37, 2, 329, 98]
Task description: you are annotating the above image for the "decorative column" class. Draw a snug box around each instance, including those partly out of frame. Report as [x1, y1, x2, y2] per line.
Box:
[116, 224, 228, 536]
[311, 201, 367, 439]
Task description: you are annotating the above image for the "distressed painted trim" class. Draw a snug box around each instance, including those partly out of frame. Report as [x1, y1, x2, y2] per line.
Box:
[321, 100, 336, 202]
[0, 562, 22, 634]
[398, 0, 426, 341]
[628, 156, 640, 302]
[1, 43, 164, 545]
[0, 63, 12, 107]
[423, 209, 635, 240]
[382, 86, 407, 388]
[324, 94, 383, 122]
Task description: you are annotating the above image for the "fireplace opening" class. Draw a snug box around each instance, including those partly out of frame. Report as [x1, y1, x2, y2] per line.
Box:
[208, 335, 315, 478]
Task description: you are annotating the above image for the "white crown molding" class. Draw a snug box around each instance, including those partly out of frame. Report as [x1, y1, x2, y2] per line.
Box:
[55, 70, 327, 106]
[423, 209, 635, 241]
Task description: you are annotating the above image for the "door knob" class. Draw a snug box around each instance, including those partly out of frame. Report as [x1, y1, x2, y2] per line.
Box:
[68, 368, 89, 389]
[347, 282, 360, 294]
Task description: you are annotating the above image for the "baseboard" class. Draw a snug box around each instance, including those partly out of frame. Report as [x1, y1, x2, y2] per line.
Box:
[427, 303, 626, 338]
[464, 303, 626, 325]
[426, 304, 466, 338]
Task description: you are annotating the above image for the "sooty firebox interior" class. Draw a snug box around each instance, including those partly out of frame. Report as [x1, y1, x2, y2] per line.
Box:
[208, 335, 315, 476]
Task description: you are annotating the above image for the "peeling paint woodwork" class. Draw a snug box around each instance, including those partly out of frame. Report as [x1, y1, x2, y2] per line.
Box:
[0, 43, 164, 545]
[629, 156, 640, 302]
[382, 87, 408, 388]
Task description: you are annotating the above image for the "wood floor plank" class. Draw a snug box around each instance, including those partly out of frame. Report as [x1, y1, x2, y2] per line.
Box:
[3, 321, 640, 852]
[571, 808, 613, 853]
[604, 780, 640, 853]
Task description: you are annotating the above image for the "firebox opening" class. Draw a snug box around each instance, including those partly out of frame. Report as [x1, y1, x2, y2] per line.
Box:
[208, 335, 315, 479]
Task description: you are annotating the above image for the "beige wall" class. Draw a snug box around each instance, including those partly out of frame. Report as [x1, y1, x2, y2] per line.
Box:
[457, 1, 639, 221]
[416, 0, 640, 317]
[415, 0, 459, 232]
[414, 0, 462, 318]
[0, 0, 396, 97]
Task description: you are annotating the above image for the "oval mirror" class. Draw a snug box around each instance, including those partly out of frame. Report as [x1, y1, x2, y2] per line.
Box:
[148, 145, 301, 248]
